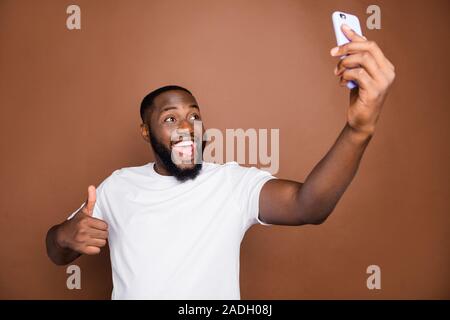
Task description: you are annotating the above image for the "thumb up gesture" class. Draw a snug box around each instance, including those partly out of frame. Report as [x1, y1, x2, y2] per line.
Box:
[56, 186, 109, 255]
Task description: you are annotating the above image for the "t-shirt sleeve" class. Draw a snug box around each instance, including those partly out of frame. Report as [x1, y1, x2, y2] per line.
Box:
[66, 179, 108, 221]
[226, 162, 277, 231]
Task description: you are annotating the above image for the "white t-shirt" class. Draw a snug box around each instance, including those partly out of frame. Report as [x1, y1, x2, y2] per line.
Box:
[68, 161, 276, 300]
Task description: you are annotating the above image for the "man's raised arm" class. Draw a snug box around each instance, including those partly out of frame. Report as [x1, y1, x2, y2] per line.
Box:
[259, 24, 395, 226]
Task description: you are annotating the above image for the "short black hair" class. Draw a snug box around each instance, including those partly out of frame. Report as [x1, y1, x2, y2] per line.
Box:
[140, 85, 192, 122]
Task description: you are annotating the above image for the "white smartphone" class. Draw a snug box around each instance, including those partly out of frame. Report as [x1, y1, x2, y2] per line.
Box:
[331, 11, 364, 89]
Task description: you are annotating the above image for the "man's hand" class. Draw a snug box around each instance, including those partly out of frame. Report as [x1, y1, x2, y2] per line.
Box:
[331, 24, 396, 136]
[55, 186, 108, 255]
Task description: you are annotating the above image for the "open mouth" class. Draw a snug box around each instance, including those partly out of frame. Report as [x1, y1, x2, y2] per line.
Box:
[171, 140, 195, 160]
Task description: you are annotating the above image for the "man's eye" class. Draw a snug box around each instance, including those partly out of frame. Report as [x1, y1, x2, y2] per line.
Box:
[189, 114, 200, 121]
[164, 117, 176, 123]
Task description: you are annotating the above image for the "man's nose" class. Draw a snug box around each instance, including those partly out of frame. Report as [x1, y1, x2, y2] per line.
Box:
[174, 120, 194, 140]
[178, 119, 193, 131]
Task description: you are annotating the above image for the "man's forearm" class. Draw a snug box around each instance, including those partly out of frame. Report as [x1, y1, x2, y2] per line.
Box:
[46, 224, 81, 265]
[296, 123, 373, 224]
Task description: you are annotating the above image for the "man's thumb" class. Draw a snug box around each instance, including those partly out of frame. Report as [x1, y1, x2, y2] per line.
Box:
[85, 185, 96, 216]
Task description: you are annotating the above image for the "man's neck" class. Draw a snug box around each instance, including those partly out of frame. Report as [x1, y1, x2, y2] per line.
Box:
[153, 159, 172, 176]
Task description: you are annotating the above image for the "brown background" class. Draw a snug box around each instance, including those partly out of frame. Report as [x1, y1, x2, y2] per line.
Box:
[0, 0, 449, 299]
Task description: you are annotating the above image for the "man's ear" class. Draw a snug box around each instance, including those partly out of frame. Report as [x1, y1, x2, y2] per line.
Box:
[140, 123, 150, 143]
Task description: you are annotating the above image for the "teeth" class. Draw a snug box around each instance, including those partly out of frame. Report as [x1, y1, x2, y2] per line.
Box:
[173, 140, 193, 147]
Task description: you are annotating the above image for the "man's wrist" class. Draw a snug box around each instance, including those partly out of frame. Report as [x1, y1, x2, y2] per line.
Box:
[344, 123, 374, 146]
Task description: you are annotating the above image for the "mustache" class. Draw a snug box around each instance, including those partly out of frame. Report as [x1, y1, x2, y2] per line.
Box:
[170, 135, 200, 146]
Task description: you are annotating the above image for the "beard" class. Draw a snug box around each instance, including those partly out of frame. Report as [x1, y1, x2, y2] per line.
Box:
[149, 130, 204, 182]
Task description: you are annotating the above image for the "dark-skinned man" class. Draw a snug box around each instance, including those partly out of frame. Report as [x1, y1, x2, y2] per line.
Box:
[46, 25, 395, 299]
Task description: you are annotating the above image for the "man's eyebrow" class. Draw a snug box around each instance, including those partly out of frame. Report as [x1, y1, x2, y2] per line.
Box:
[159, 104, 200, 113]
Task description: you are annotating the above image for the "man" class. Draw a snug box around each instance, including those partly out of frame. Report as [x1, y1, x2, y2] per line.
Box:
[46, 26, 395, 299]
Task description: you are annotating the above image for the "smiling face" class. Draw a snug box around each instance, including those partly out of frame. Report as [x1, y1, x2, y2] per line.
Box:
[140, 89, 205, 181]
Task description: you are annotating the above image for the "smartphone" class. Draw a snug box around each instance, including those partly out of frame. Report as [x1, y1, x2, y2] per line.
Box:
[332, 11, 364, 89]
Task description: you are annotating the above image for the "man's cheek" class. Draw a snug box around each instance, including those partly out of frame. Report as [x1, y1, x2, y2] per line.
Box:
[157, 128, 173, 147]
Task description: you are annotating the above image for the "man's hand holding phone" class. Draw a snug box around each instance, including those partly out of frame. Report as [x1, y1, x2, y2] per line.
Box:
[331, 23, 396, 137]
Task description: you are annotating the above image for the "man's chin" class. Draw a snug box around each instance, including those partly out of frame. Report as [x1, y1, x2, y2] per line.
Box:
[174, 162, 198, 171]
[171, 162, 203, 182]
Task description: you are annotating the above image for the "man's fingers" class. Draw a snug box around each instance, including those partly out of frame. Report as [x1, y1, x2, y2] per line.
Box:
[341, 67, 374, 90]
[85, 185, 96, 215]
[341, 24, 366, 42]
[332, 41, 384, 58]
[336, 52, 382, 81]
[87, 217, 108, 231]
[86, 228, 108, 240]
[331, 40, 388, 70]
[86, 238, 107, 248]
[83, 246, 101, 255]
